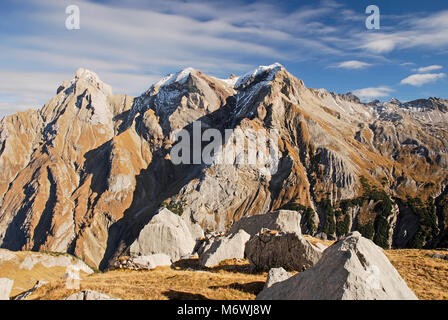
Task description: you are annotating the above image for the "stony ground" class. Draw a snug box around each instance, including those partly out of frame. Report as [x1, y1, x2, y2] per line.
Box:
[24, 247, 448, 300]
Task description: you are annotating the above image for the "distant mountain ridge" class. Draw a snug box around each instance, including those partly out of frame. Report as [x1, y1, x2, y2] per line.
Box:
[0, 63, 447, 269]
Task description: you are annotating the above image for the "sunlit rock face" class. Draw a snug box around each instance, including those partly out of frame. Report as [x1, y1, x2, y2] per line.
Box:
[0, 64, 447, 269]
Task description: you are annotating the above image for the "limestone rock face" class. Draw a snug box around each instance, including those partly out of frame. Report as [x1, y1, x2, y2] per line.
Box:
[0, 64, 447, 269]
[229, 210, 302, 238]
[256, 232, 418, 300]
[245, 229, 323, 272]
[199, 230, 250, 267]
[64, 289, 120, 300]
[129, 208, 198, 262]
[0, 278, 14, 300]
[264, 267, 292, 289]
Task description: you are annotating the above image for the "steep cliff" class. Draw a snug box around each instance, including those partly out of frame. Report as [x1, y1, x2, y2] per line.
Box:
[0, 64, 447, 268]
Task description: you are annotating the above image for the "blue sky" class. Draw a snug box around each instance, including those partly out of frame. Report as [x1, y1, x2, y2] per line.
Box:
[0, 0, 447, 117]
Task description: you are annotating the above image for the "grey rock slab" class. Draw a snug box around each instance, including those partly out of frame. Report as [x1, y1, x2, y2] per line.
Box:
[264, 268, 292, 289]
[245, 229, 323, 272]
[199, 230, 250, 268]
[256, 232, 418, 300]
[229, 210, 302, 238]
[130, 208, 197, 262]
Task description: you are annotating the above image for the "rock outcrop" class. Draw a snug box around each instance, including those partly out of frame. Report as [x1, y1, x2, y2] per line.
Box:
[229, 210, 302, 237]
[128, 208, 201, 262]
[431, 253, 448, 260]
[0, 278, 13, 300]
[256, 232, 418, 300]
[245, 229, 323, 271]
[0, 64, 447, 269]
[264, 268, 292, 289]
[199, 230, 250, 268]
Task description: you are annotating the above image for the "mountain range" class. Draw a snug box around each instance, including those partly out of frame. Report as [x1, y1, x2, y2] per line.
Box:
[0, 63, 447, 269]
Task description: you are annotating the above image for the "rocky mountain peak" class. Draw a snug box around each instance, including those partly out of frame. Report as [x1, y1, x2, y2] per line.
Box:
[152, 67, 197, 89]
[74, 68, 113, 96]
[234, 62, 284, 89]
[0, 63, 447, 270]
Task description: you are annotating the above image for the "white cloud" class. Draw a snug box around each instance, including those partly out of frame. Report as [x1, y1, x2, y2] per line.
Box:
[359, 10, 448, 54]
[336, 60, 372, 69]
[2, 0, 448, 116]
[1, 0, 350, 116]
[400, 73, 446, 86]
[361, 38, 396, 53]
[414, 65, 443, 73]
[352, 86, 394, 101]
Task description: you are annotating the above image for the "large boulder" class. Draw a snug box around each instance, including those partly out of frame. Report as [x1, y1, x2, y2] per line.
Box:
[256, 232, 418, 300]
[194, 232, 225, 257]
[245, 229, 323, 272]
[264, 268, 292, 289]
[129, 208, 200, 262]
[64, 289, 121, 300]
[229, 210, 302, 237]
[0, 278, 13, 300]
[199, 230, 250, 268]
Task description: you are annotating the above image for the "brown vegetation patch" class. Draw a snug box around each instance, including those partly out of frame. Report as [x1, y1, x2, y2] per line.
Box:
[384, 249, 448, 300]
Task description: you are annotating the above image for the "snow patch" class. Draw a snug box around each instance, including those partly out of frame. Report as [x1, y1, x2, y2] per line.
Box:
[235, 63, 283, 88]
[154, 67, 196, 88]
[216, 76, 240, 87]
[75, 68, 112, 96]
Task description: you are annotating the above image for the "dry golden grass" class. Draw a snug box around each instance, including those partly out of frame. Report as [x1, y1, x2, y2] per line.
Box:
[0, 249, 90, 297]
[29, 258, 267, 300]
[303, 235, 335, 247]
[384, 249, 448, 300]
[19, 246, 448, 301]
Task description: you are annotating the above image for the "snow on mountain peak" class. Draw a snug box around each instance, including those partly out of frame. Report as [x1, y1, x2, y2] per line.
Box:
[74, 68, 113, 96]
[235, 62, 284, 88]
[154, 67, 196, 88]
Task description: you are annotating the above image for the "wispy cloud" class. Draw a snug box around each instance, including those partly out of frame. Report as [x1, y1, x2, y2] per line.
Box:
[400, 73, 446, 86]
[414, 65, 443, 73]
[335, 60, 372, 69]
[352, 86, 394, 101]
[1, 0, 447, 116]
[0, 0, 348, 115]
[359, 10, 448, 54]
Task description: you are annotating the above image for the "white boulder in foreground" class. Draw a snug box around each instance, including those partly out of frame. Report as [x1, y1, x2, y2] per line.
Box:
[256, 232, 418, 300]
[0, 278, 14, 300]
[199, 230, 250, 268]
[129, 208, 201, 262]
